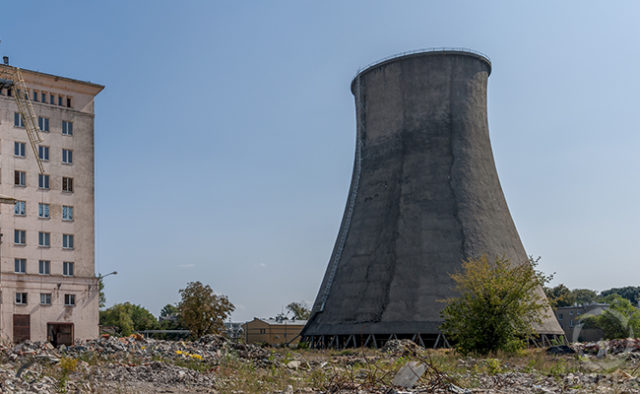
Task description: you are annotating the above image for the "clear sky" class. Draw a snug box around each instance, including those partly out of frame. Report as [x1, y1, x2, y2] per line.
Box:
[2, 1, 639, 321]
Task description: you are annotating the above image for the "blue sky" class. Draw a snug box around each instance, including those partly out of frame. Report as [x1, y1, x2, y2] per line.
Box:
[3, 1, 639, 321]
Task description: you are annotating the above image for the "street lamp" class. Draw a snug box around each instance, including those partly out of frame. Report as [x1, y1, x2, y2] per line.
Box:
[98, 271, 118, 280]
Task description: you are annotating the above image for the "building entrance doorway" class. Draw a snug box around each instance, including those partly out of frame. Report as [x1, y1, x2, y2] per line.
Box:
[47, 323, 74, 347]
[13, 314, 30, 343]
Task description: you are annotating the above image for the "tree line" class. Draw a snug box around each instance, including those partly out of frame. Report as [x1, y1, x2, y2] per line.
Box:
[544, 285, 640, 308]
[100, 281, 311, 338]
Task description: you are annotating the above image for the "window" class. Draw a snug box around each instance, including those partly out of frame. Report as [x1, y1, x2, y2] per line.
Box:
[38, 232, 50, 247]
[41, 92, 46, 103]
[62, 149, 73, 164]
[38, 116, 50, 132]
[39, 203, 50, 219]
[33, 91, 38, 102]
[66, 97, 71, 108]
[569, 311, 574, 316]
[38, 174, 50, 190]
[64, 294, 76, 306]
[62, 205, 73, 221]
[40, 293, 52, 305]
[14, 112, 24, 127]
[62, 120, 73, 135]
[569, 320, 574, 328]
[259, 328, 266, 334]
[58, 96, 62, 106]
[62, 177, 73, 192]
[14, 200, 26, 216]
[39, 260, 50, 275]
[38, 146, 49, 161]
[15, 292, 27, 305]
[14, 258, 26, 273]
[14, 171, 26, 186]
[14, 229, 26, 245]
[14, 142, 26, 157]
[63, 234, 74, 249]
[63, 261, 74, 276]
[558, 313, 563, 320]
[49, 94, 54, 105]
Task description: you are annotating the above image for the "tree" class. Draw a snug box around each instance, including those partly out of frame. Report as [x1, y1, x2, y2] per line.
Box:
[572, 289, 598, 305]
[99, 303, 158, 336]
[159, 304, 182, 329]
[286, 302, 310, 320]
[98, 277, 106, 309]
[581, 294, 640, 339]
[600, 287, 640, 306]
[441, 256, 549, 355]
[178, 281, 235, 338]
[544, 284, 575, 308]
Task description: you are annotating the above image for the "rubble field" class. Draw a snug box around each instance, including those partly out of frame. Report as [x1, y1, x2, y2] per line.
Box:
[2, 336, 640, 393]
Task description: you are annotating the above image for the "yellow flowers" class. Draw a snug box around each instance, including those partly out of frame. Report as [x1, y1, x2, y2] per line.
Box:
[175, 349, 202, 360]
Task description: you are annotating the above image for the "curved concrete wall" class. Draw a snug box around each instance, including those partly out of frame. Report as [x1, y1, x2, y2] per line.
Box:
[303, 51, 562, 338]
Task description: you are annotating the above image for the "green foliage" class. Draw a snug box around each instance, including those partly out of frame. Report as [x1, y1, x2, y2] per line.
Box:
[286, 302, 310, 320]
[98, 278, 106, 309]
[57, 356, 78, 392]
[159, 304, 183, 330]
[441, 256, 548, 355]
[544, 285, 598, 308]
[600, 286, 640, 306]
[99, 302, 158, 336]
[178, 281, 235, 338]
[580, 294, 640, 339]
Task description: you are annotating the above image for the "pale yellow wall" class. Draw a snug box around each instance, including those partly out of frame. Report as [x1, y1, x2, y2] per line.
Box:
[0, 66, 102, 342]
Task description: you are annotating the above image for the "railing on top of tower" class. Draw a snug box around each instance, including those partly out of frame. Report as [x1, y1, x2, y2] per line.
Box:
[352, 47, 492, 82]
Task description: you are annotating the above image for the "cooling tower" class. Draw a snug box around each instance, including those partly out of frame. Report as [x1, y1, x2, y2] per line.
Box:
[302, 49, 563, 348]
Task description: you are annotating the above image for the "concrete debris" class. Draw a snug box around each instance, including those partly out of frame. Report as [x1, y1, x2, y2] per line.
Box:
[0, 337, 637, 392]
[391, 361, 426, 388]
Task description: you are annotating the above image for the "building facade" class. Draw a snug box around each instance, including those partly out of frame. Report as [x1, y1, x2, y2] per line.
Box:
[555, 303, 608, 342]
[0, 62, 103, 344]
[244, 318, 307, 345]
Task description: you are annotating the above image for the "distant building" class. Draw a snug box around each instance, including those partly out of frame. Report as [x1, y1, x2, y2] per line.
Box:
[224, 322, 244, 341]
[243, 318, 307, 345]
[555, 303, 608, 342]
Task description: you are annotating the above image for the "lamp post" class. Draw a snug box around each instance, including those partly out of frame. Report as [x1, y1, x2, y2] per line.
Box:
[97, 271, 118, 280]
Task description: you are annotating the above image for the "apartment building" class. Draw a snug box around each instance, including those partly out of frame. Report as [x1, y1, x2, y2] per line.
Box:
[0, 61, 103, 344]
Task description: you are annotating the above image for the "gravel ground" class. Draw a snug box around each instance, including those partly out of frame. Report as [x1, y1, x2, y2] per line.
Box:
[1, 336, 640, 392]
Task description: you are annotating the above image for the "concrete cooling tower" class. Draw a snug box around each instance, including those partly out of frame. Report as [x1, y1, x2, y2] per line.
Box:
[301, 49, 563, 349]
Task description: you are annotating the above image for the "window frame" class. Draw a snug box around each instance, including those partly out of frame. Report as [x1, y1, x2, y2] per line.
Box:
[62, 177, 73, 192]
[14, 171, 26, 187]
[14, 258, 26, 274]
[38, 231, 51, 248]
[64, 294, 76, 306]
[38, 174, 50, 190]
[38, 260, 51, 275]
[14, 200, 26, 216]
[14, 112, 24, 128]
[14, 229, 26, 245]
[62, 234, 74, 249]
[38, 203, 50, 219]
[14, 141, 26, 157]
[62, 120, 73, 136]
[38, 145, 50, 161]
[62, 148, 73, 164]
[37, 116, 50, 132]
[40, 293, 52, 305]
[63, 261, 74, 276]
[15, 292, 27, 305]
[62, 205, 73, 221]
